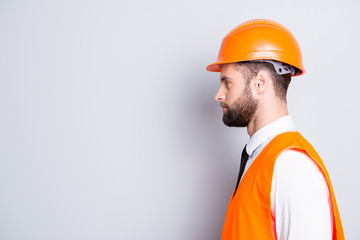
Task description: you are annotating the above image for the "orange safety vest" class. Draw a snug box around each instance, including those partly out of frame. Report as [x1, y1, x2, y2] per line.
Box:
[221, 131, 344, 240]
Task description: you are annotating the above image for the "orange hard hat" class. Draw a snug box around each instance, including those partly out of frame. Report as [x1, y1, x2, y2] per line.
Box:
[206, 19, 305, 76]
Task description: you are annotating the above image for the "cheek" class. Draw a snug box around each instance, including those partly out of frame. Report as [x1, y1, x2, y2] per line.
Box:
[228, 89, 242, 104]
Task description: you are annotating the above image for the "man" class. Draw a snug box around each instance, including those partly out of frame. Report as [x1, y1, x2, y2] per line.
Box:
[206, 19, 344, 240]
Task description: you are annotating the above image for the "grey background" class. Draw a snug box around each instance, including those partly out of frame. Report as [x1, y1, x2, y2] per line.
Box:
[0, 0, 359, 239]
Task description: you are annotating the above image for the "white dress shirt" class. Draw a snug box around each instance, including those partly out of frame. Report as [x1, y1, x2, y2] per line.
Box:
[241, 115, 332, 240]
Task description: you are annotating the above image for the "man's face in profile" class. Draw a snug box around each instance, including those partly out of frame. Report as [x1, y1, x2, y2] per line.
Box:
[215, 63, 259, 127]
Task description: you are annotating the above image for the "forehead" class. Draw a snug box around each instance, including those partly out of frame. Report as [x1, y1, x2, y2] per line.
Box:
[220, 63, 244, 82]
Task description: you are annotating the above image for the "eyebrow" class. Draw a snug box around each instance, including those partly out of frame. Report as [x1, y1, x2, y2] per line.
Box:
[220, 76, 230, 83]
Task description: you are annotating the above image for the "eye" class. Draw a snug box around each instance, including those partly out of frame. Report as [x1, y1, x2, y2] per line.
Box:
[225, 80, 230, 86]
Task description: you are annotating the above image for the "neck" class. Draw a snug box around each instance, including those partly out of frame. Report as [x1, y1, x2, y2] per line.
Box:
[247, 100, 289, 137]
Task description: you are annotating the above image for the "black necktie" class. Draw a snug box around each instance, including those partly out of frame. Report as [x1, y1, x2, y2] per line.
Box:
[233, 145, 249, 197]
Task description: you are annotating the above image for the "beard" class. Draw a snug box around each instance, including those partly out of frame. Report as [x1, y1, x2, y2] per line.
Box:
[222, 84, 259, 127]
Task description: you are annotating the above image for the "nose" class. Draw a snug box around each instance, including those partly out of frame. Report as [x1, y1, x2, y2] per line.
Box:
[214, 86, 225, 102]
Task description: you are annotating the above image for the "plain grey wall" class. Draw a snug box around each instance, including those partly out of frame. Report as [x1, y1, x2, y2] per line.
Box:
[0, 0, 359, 239]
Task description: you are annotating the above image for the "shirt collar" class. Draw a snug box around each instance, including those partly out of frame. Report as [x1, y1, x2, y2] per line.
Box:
[246, 115, 295, 156]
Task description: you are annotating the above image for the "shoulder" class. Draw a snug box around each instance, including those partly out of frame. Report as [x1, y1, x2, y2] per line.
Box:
[272, 149, 330, 199]
[275, 150, 323, 177]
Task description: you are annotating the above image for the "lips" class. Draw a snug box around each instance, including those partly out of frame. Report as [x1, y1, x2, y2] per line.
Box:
[220, 103, 228, 111]
[220, 103, 228, 108]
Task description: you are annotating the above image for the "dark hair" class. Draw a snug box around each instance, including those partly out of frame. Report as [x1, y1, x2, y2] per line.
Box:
[236, 61, 292, 101]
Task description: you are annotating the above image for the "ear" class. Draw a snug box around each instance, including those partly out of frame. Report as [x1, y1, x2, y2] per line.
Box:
[251, 70, 271, 96]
